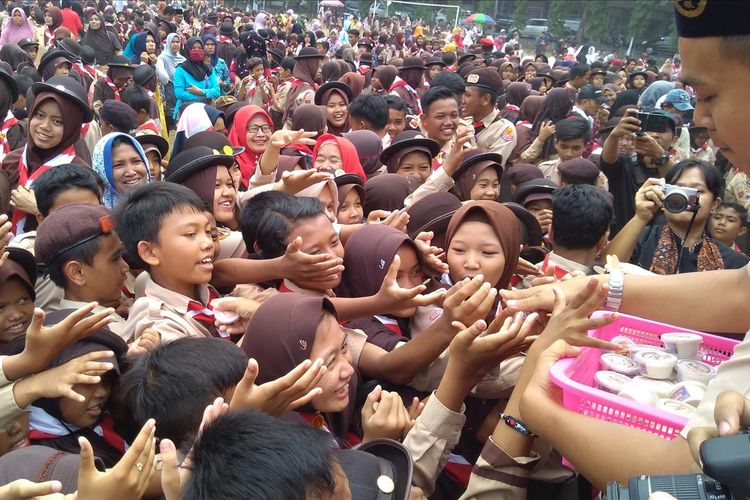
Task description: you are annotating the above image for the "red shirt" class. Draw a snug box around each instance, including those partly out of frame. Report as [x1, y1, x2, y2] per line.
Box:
[60, 8, 83, 35]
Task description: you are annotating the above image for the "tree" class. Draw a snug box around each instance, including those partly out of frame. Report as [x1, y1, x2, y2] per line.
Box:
[582, 0, 610, 44]
[628, 0, 652, 45]
[547, 0, 567, 38]
[512, 0, 529, 31]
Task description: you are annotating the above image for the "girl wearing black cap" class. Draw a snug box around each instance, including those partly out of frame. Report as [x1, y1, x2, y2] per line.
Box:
[1, 76, 92, 230]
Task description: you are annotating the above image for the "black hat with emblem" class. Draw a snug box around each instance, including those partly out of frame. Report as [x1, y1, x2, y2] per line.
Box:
[674, 0, 750, 38]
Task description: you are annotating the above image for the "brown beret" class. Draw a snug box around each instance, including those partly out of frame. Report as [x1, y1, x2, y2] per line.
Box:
[558, 158, 600, 185]
[35, 204, 112, 265]
[99, 99, 139, 132]
[465, 68, 502, 94]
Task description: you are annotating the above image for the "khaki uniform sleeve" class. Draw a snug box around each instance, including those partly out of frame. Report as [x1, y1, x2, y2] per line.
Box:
[484, 122, 518, 167]
[404, 167, 454, 207]
[459, 437, 541, 500]
[519, 136, 545, 164]
[680, 325, 750, 438]
[0, 383, 24, 432]
[402, 392, 467, 495]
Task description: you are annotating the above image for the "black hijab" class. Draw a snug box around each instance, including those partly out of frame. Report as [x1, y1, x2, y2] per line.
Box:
[179, 36, 212, 81]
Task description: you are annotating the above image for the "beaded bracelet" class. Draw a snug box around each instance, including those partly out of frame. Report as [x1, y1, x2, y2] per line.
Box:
[499, 413, 537, 438]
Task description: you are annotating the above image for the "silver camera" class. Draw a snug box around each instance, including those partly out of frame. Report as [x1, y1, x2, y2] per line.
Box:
[657, 184, 700, 213]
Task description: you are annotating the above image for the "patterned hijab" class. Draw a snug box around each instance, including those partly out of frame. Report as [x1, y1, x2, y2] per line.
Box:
[91, 132, 150, 208]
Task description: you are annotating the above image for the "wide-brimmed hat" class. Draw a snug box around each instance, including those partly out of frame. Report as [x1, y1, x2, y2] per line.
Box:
[426, 57, 446, 68]
[165, 145, 235, 183]
[133, 64, 156, 86]
[31, 76, 94, 122]
[183, 130, 244, 156]
[399, 56, 426, 70]
[454, 151, 504, 180]
[38, 49, 76, 76]
[513, 179, 557, 206]
[503, 202, 543, 247]
[380, 130, 441, 167]
[458, 53, 477, 66]
[17, 38, 39, 50]
[336, 438, 413, 500]
[0, 69, 18, 103]
[106, 54, 134, 69]
[334, 173, 363, 188]
[219, 21, 234, 36]
[314, 81, 354, 105]
[134, 130, 169, 159]
[295, 46, 324, 59]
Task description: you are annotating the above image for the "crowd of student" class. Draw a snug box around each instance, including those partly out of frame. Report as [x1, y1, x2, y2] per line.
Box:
[0, 1, 748, 499]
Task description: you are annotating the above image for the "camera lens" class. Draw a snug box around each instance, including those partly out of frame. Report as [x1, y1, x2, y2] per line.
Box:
[663, 192, 688, 213]
[607, 474, 731, 500]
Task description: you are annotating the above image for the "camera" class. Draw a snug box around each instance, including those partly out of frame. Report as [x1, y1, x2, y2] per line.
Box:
[607, 430, 750, 500]
[657, 184, 700, 213]
[637, 111, 672, 133]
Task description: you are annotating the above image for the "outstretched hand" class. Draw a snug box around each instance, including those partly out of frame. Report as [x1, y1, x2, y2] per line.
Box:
[281, 236, 345, 283]
[375, 254, 446, 313]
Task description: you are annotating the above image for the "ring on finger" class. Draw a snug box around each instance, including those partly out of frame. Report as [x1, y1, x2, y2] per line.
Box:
[136, 462, 144, 471]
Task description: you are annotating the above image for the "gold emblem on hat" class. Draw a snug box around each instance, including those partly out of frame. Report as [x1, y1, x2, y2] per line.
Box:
[467, 74, 480, 84]
[673, 0, 708, 18]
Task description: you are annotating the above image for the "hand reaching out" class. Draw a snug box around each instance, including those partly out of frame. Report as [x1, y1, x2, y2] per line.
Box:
[269, 129, 317, 149]
[127, 328, 161, 357]
[229, 358, 325, 416]
[276, 170, 334, 194]
[375, 254, 446, 313]
[413, 232, 449, 275]
[281, 236, 345, 284]
[361, 385, 411, 442]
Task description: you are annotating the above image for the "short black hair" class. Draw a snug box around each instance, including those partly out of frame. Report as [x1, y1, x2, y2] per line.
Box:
[316, 40, 329, 52]
[113, 183, 205, 269]
[384, 94, 406, 112]
[348, 94, 388, 130]
[719, 35, 750, 67]
[120, 85, 150, 114]
[441, 52, 456, 66]
[429, 72, 465, 98]
[555, 117, 591, 142]
[552, 185, 613, 250]
[603, 73, 619, 84]
[280, 56, 295, 71]
[347, 28, 360, 37]
[421, 86, 457, 115]
[718, 200, 749, 226]
[247, 57, 263, 70]
[666, 160, 723, 201]
[476, 86, 498, 106]
[119, 337, 247, 448]
[184, 410, 336, 499]
[34, 164, 104, 217]
[570, 62, 591, 80]
[239, 191, 324, 259]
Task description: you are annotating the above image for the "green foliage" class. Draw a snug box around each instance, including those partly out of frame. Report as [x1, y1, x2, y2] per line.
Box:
[628, 0, 652, 43]
[583, 0, 610, 43]
[547, 0, 567, 38]
[512, 0, 529, 31]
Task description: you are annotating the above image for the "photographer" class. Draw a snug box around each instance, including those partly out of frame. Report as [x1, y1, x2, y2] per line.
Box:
[600, 109, 682, 233]
[604, 160, 748, 274]
[499, 2, 750, 489]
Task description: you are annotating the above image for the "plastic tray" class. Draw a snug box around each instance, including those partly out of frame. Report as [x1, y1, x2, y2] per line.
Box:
[549, 312, 739, 439]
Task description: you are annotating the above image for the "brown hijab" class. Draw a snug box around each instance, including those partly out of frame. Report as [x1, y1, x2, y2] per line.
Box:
[242, 293, 358, 439]
[290, 103, 327, 138]
[452, 157, 503, 202]
[321, 61, 342, 83]
[285, 57, 321, 119]
[339, 224, 423, 299]
[343, 130, 383, 179]
[405, 192, 462, 250]
[373, 65, 398, 93]
[179, 167, 219, 211]
[339, 72, 365, 98]
[518, 95, 545, 123]
[321, 88, 351, 136]
[26, 92, 84, 171]
[363, 173, 419, 216]
[384, 144, 432, 174]
[445, 201, 520, 291]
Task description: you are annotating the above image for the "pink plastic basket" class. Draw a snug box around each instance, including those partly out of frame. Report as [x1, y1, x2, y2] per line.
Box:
[549, 311, 739, 439]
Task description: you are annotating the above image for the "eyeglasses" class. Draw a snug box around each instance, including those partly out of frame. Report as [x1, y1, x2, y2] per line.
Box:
[247, 125, 272, 134]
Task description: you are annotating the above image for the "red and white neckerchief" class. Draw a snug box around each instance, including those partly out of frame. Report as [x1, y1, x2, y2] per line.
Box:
[76, 62, 100, 81]
[358, 64, 371, 75]
[540, 253, 571, 280]
[505, 103, 520, 113]
[101, 76, 125, 101]
[81, 122, 90, 138]
[218, 35, 232, 44]
[185, 288, 230, 339]
[12, 144, 76, 234]
[44, 28, 55, 47]
[516, 120, 532, 129]
[289, 77, 318, 90]
[0, 110, 19, 162]
[389, 77, 422, 113]
[374, 315, 402, 336]
[29, 406, 128, 454]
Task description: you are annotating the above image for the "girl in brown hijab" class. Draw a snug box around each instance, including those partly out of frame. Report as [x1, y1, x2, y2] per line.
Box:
[451, 151, 504, 202]
[342, 130, 383, 179]
[508, 94, 545, 164]
[243, 292, 430, 443]
[2, 77, 92, 229]
[371, 64, 397, 94]
[319, 85, 351, 136]
[445, 201, 520, 295]
[283, 48, 323, 121]
[320, 60, 342, 83]
[500, 82, 531, 123]
[339, 72, 365, 98]
[390, 57, 425, 115]
[363, 173, 419, 216]
[335, 59, 350, 77]
[283, 103, 327, 167]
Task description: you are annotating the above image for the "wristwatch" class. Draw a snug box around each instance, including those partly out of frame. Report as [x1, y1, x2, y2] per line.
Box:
[604, 269, 624, 312]
[652, 149, 670, 166]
